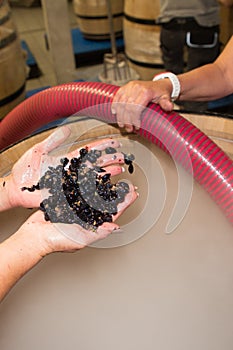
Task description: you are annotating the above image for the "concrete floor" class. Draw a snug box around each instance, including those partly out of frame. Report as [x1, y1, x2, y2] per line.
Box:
[11, 1, 104, 91]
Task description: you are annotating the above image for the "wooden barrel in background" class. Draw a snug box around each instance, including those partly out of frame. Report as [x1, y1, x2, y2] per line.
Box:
[181, 112, 233, 160]
[73, 0, 124, 40]
[0, 0, 27, 119]
[9, 0, 40, 7]
[123, 0, 163, 80]
[219, 4, 233, 46]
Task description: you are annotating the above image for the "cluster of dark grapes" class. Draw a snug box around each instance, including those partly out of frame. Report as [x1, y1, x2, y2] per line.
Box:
[22, 146, 135, 231]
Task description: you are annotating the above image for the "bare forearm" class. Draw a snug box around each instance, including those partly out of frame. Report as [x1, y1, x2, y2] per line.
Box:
[178, 36, 233, 102]
[0, 228, 44, 301]
[178, 63, 232, 102]
[0, 176, 12, 212]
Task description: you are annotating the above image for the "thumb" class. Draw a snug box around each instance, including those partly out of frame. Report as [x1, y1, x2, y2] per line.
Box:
[42, 126, 71, 153]
[159, 95, 174, 112]
[96, 222, 119, 241]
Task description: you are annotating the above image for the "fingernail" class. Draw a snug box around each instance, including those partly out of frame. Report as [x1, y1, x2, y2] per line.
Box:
[126, 127, 133, 133]
[113, 228, 123, 233]
[52, 127, 66, 141]
[46, 127, 66, 150]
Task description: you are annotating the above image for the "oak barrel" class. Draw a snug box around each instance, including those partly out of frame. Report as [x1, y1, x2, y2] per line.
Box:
[0, 0, 27, 119]
[123, 0, 163, 80]
[73, 0, 124, 40]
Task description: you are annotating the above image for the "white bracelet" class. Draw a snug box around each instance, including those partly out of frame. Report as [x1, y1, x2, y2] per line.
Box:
[153, 72, 181, 101]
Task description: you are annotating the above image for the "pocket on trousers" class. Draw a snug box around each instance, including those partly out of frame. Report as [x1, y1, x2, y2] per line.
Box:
[186, 30, 218, 48]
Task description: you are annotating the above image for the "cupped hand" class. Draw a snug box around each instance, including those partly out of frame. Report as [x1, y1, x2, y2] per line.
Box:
[20, 180, 138, 256]
[6, 126, 72, 209]
[112, 79, 174, 132]
[18, 210, 118, 255]
[6, 126, 135, 210]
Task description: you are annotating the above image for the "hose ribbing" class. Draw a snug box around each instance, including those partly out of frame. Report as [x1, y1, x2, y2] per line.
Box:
[0, 82, 232, 224]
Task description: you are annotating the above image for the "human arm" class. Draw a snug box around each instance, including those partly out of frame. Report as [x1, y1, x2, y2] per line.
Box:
[218, 0, 233, 6]
[178, 36, 233, 102]
[0, 126, 72, 211]
[0, 209, 120, 301]
[0, 177, 12, 212]
[0, 183, 137, 302]
[0, 126, 130, 210]
[0, 174, 137, 302]
[0, 131, 138, 301]
[112, 36, 233, 132]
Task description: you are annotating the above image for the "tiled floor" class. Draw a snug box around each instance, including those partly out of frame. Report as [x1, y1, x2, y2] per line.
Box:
[10, 1, 103, 91]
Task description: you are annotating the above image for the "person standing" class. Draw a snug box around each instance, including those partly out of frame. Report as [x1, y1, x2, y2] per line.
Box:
[156, 0, 233, 110]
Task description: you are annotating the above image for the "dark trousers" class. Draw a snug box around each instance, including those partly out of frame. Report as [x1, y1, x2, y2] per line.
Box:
[160, 18, 220, 111]
[160, 18, 220, 74]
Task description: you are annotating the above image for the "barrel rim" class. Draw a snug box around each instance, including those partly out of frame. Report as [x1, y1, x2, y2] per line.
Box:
[126, 54, 164, 69]
[178, 109, 233, 120]
[0, 82, 25, 107]
[124, 13, 158, 25]
[76, 12, 123, 20]
[1, 111, 233, 155]
[0, 116, 89, 154]
[0, 31, 17, 49]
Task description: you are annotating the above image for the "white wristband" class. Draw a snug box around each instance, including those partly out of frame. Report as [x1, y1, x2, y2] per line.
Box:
[153, 72, 181, 101]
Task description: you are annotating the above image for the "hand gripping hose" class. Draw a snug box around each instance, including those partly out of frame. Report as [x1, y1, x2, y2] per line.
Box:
[0, 81, 232, 224]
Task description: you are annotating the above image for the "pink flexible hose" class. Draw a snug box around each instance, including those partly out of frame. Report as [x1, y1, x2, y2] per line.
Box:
[0, 81, 232, 224]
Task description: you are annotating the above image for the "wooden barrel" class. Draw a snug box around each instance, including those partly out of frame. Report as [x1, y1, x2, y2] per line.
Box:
[73, 0, 124, 40]
[123, 0, 163, 80]
[1, 118, 233, 349]
[220, 4, 233, 46]
[9, 0, 40, 7]
[181, 111, 233, 159]
[0, 0, 27, 119]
